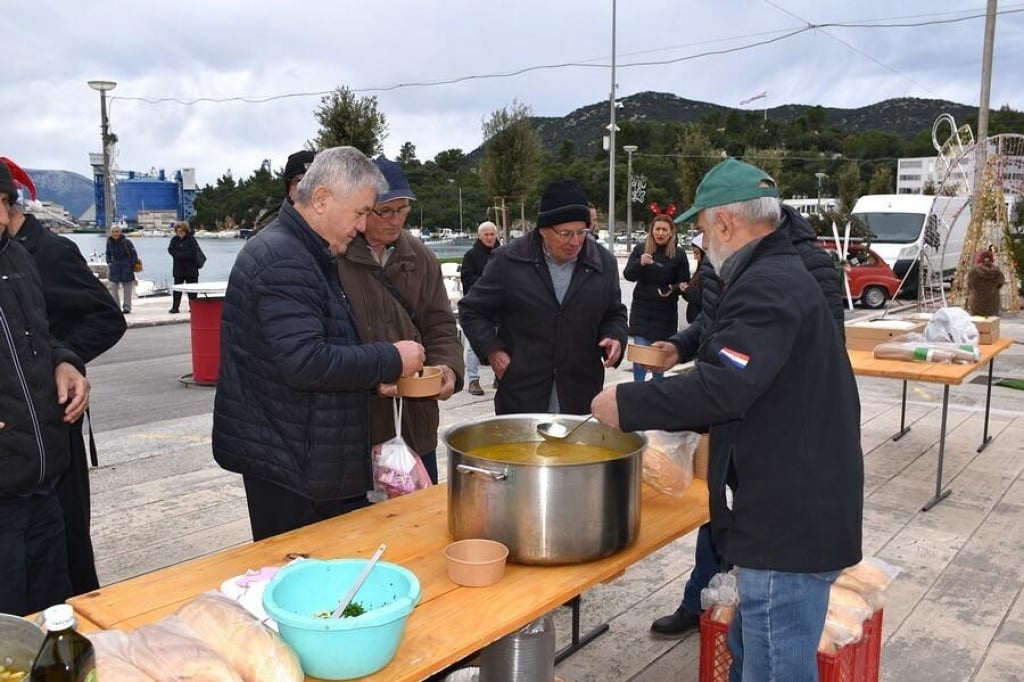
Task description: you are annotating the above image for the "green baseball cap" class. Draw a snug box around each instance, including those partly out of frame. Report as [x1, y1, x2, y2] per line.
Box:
[675, 158, 779, 224]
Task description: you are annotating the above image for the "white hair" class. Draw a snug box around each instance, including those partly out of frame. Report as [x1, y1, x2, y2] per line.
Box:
[710, 197, 780, 226]
[294, 147, 386, 204]
[477, 221, 498, 235]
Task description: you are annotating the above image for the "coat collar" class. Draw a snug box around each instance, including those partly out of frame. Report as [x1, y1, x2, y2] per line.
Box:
[342, 230, 417, 268]
[276, 199, 336, 271]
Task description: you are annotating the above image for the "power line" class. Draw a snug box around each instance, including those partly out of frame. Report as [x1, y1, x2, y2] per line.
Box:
[110, 7, 1024, 107]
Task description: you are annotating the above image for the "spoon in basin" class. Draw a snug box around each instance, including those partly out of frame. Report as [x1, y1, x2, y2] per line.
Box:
[331, 543, 386, 618]
[536, 414, 595, 442]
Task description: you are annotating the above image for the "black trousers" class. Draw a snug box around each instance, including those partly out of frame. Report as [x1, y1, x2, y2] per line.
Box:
[56, 419, 100, 595]
[171, 274, 198, 311]
[0, 488, 72, 615]
[242, 475, 371, 542]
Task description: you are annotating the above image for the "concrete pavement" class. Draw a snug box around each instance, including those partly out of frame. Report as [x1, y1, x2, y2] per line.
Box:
[87, 280, 1024, 681]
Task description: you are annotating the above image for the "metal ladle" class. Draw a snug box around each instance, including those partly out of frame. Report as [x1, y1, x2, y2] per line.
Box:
[536, 414, 595, 441]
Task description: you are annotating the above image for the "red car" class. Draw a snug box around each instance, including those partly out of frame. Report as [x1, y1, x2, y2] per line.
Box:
[819, 240, 901, 309]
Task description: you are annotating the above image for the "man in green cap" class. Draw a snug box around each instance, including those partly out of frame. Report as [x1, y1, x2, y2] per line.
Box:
[592, 158, 864, 681]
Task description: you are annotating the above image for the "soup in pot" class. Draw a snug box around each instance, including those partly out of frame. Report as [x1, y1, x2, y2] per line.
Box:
[469, 441, 623, 465]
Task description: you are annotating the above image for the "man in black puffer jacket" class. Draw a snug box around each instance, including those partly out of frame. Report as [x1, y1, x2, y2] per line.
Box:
[1, 163, 91, 615]
[212, 147, 426, 541]
[6, 167, 125, 596]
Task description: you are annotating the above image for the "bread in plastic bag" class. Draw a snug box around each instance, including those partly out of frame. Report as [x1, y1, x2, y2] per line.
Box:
[924, 306, 979, 345]
[91, 630, 156, 680]
[873, 332, 980, 364]
[641, 430, 698, 496]
[125, 616, 243, 681]
[835, 556, 900, 596]
[177, 591, 303, 682]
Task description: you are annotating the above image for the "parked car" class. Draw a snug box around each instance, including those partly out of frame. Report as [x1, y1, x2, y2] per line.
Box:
[819, 239, 901, 309]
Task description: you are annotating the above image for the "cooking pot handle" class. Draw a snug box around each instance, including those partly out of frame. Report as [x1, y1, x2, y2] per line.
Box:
[455, 463, 508, 481]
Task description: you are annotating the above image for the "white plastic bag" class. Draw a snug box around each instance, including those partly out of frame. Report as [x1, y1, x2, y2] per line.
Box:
[924, 306, 979, 345]
[368, 398, 432, 502]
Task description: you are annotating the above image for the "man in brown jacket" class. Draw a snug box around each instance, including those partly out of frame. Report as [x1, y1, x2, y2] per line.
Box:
[338, 158, 464, 483]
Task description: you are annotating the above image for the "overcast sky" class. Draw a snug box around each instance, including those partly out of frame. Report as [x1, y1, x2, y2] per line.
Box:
[6, 1, 1023, 187]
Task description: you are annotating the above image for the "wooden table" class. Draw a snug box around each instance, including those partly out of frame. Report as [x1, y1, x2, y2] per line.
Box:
[848, 337, 1013, 510]
[70, 480, 709, 681]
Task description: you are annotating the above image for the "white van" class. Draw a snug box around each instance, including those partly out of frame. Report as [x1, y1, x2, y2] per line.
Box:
[849, 194, 971, 293]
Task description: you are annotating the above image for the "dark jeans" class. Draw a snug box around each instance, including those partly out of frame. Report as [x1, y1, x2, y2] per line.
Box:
[0, 489, 72, 615]
[171, 275, 199, 311]
[56, 418, 100, 595]
[420, 449, 439, 485]
[242, 476, 371, 542]
[682, 523, 720, 613]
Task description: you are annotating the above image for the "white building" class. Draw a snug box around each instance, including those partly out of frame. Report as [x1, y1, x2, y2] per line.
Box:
[896, 157, 971, 195]
[782, 197, 838, 219]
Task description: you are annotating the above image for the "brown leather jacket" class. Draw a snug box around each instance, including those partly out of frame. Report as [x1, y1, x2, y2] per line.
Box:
[339, 232, 464, 456]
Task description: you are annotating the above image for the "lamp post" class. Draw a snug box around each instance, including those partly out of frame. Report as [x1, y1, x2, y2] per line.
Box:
[814, 172, 827, 217]
[88, 79, 117, 229]
[449, 178, 463, 233]
[606, 0, 618, 252]
[623, 145, 638, 251]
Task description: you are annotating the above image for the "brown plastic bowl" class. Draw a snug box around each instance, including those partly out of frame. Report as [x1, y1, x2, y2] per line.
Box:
[396, 366, 443, 398]
[627, 343, 670, 366]
[443, 539, 509, 587]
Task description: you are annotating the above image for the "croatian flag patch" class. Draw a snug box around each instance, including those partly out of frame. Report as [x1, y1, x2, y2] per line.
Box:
[719, 346, 750, 369]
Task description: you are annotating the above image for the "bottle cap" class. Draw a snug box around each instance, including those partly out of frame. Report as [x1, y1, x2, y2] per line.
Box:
[42, 604, 76, 631]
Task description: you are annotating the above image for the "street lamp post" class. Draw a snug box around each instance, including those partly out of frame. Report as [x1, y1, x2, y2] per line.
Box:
[88, 79, 117, 229]
[814, 172, 827, 217]
[623, 145, 638, 251]
[606, 0, 618, 252]
[448, 178, 464, 234]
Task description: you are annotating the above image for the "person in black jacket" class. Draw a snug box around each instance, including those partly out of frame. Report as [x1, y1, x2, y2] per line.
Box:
[5, 170, 125, 595]
[680, 232, 706, 325]
[460, 221, 499, 396]
[0, 163, 91, 614]
[459, 179, 628, 415]
[167, 221, 202, 314]
[212, 146, 426, 541]
[623, 214, 690, 381]
[593, 159, 862, 681]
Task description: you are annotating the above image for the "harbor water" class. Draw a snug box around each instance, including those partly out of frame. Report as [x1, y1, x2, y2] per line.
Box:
[65, 233, 476, 290]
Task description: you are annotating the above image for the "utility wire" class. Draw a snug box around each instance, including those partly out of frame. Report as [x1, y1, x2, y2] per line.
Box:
[110, 7, 1024, 107]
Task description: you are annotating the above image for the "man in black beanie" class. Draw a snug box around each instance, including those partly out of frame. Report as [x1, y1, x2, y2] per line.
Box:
[459, 179, 627, 415]
[283, 150, 316, 203]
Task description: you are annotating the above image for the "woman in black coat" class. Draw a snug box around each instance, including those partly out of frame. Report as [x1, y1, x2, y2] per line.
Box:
[623, 214, 690, 381]
[681, 232, 706, 325]
[167, 221, 202, 313]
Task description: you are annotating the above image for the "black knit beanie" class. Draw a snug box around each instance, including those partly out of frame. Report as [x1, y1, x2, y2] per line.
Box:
[536, 179, 591, 229]
[283, 150, 316, 192]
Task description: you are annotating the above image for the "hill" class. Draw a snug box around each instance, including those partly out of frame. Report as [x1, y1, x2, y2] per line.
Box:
[472, 92, 978, 159]
[26, 169, 95, 219]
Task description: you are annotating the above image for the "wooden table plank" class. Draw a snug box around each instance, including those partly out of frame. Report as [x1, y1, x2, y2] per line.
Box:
[71, 480, 709, 681]
[848, 337, 1012, 385]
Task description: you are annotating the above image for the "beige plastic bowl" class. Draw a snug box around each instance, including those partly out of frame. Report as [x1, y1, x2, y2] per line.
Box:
[443, 539, 509, 587]
[627, 343, 670, 366]
[396, 366, 443, 398]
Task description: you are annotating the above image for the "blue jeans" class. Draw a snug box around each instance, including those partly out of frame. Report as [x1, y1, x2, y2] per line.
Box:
[466, 346, 481, 382]
[682, 523, 719, 613]
[632, 335, 664, 382]
[728, 567, 839, 682]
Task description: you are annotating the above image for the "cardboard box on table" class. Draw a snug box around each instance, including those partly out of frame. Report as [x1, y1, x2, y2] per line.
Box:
[844, 320, 927, 352]
[905, 313, 1001, 345]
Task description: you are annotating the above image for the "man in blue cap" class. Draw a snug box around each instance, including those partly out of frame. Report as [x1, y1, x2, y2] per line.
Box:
[338, 157, 464, 485]
[592, 158, 863, 682]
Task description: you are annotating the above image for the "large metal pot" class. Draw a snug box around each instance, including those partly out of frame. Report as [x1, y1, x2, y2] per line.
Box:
[444, 414, 644, 565]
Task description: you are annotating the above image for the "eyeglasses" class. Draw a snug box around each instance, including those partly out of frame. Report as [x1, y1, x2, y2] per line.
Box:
[549, 227, 591, 240]
[372, 204, 413, 220]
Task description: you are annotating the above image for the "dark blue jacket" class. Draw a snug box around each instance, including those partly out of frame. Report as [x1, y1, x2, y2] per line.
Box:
[105, 235, 137, 283]
[212, 201, 403, 502]
[623, 241, 690, 341]
[618, 228, 863, 573]
[459, 230, 627, 415]
[0, 229, 84, 497]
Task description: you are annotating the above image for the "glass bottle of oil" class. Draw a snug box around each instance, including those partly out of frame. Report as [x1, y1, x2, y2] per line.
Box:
[30, 604, 97, 681]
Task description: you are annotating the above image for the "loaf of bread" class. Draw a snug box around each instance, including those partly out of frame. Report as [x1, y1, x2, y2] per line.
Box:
[128, 617, 243, 682]
[177, 592, 303, 682]
[91, 630, 156, 681]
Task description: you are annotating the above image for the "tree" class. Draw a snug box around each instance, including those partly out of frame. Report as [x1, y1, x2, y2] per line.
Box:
[434, 148, 466, 174]
[675, 124, 717, 215]
[868, 163, 893, 194]
[835, 161, 862, 220]
[397, 141, 419, 166]
[312, 86, 388, 156]
[480, 100, 542, 238]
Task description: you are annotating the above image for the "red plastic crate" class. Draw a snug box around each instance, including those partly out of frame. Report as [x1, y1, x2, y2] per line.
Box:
[699, 608, 883, 682]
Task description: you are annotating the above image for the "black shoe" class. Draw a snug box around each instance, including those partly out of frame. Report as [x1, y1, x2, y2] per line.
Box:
[467, 380, 484, 396]
[122, 309, 131, 314]
[650, 606, 700, 636]
[169, 308, 180, 314]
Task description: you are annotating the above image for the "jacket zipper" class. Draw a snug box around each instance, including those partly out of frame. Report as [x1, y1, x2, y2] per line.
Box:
[0, 304, 48, 485]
